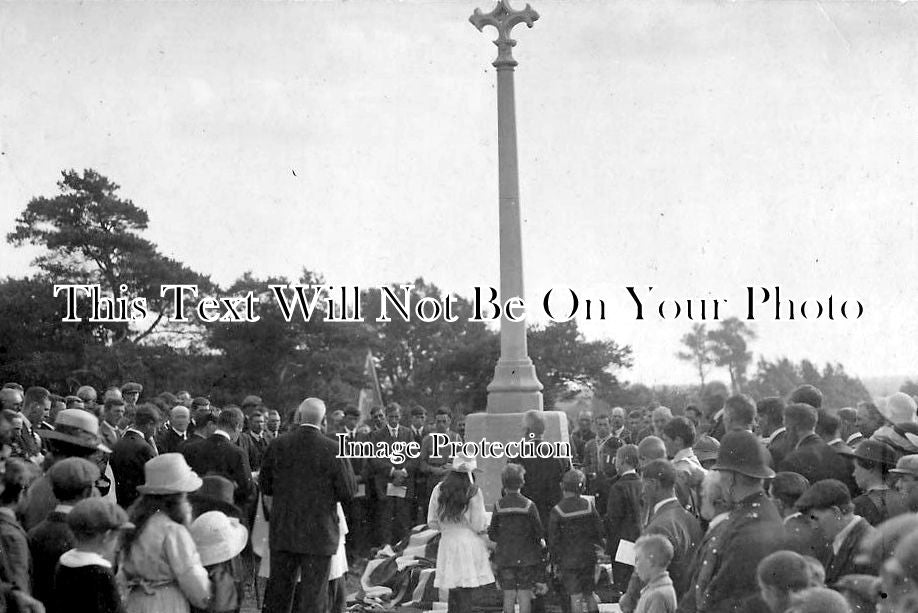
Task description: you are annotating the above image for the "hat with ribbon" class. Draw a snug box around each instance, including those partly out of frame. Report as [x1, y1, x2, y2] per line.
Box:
[37, 409, 111, 453]
[136, 453, 203, 495]
[190, 511, 248, 566]
[839, 439, 898, 467]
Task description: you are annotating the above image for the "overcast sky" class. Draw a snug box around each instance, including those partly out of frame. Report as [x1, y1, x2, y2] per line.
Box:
[2, 1, 917, 388]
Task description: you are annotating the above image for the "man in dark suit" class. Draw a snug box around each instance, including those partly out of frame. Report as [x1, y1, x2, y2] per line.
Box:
[182, 407, 252, 510]
[260, 397, 356, 613]
[237, 409, 271, 472]
[156, 405, 190, 454]
[370, 403, 416, 545]
[606, 444, 643, 595]
[620, 459, 702, 611]
[110, 405, 160, 509]
[778, 403, 857, 496]
[794, 479, 879, 584]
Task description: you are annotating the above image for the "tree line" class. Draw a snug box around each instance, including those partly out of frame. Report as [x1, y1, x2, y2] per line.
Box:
[1, 169, 632, 413]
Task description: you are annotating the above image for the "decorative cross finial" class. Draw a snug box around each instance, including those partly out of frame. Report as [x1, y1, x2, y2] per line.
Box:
[470, 0, 539, 68]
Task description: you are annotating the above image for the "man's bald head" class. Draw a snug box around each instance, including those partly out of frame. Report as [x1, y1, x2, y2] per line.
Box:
[294, 398, 326, 427]
[638, 436, 667, 466]
[170, 405, 190, 421]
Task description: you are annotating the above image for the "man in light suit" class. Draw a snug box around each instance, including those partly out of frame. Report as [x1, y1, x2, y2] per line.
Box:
[260, 397, 356, 613]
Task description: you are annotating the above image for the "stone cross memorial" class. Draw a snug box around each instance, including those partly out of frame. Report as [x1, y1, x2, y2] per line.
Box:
[465, 0, 570, 505]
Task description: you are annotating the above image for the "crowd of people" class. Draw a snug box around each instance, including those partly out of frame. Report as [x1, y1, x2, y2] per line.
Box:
[459, 387, 918, 613]
[1, 380, 918, 613]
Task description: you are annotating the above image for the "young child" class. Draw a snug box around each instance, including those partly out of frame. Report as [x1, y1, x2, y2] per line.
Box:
[488, 463, 544, 613]
[633, 535, 676, 613]
[189, 511, 248, 613]
[427, 453, 494, 613]
[606, 444, 642, 595]
[118, 453, 211, 612]
[51, 497, 132, 613]
[548, 469, 604, 613]
[28, 456, 100, 605]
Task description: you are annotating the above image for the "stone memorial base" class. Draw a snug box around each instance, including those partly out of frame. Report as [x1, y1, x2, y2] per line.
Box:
[464, 410, 570, 506]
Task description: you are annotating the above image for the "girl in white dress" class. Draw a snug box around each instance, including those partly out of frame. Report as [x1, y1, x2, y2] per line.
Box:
[427, 453, 494, 613]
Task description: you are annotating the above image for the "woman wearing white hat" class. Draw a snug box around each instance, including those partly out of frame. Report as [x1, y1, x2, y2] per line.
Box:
[426, 453, 494, 613]
[117, 453, 212, 613]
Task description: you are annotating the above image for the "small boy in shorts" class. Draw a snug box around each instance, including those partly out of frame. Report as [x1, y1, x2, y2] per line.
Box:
[489, 463, 545, 613]
[548, 468, 605, 613]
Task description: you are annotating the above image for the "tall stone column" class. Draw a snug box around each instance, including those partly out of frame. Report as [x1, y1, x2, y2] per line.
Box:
[465, 0, 569, 505]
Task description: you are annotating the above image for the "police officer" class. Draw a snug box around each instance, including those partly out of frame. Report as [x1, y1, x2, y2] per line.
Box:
[678, 430, 785, 613]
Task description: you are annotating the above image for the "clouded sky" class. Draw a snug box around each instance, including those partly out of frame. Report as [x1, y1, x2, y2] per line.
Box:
[2, 1, 917, 388]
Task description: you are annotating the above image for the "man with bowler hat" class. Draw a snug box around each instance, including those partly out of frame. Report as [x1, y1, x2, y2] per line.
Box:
[678, 430, 784, 613]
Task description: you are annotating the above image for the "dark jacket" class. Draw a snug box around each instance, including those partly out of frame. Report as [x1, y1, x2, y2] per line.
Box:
[51, 562, 124, 613]
[633, 498, 702, 600]
[0, 509, 29, 595]
[182, 433, 253, 507]
[155, 427, 188, 455]
[28, 511, 74, 605]
[605, 472, 642, 557]
[766, 429, 791, 467]
[853, 488, 909, 527]
[369, 425, 416, 498]
[679, 491, 785, 613]
[110, 430, 156, 509]
[825, 516, 879, 584]
[488, 492, 544, 568]
[259, 425, 356, 555]
[548, 496, 604, 569]
[783, 512, 831, 566]
[778, 433, 857, 496]
[512, 452, 570, 525]
[237, 431, 271, 473]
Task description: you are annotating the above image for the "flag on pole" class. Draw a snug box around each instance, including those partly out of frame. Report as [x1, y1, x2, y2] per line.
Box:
[356, 350, 384, 422]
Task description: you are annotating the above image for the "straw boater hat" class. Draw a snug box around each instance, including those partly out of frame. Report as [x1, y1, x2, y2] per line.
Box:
[37, 409, 111, 453]
[136, 453, 203, 495]
[190, 511, 248, 566]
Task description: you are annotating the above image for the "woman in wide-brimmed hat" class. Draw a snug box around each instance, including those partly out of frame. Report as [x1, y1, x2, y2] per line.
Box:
[117, 453, 211, 613]
[426, 452, 494, 613]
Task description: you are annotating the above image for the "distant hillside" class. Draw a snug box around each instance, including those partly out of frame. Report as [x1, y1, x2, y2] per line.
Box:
[860, 375, 915, 398]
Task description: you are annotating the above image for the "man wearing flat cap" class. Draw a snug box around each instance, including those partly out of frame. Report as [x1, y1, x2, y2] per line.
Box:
[120, 382, 142, 409]
[679, 430, 784, 613]
[795, 478, 879, 584]
[28, 457, 100, 604]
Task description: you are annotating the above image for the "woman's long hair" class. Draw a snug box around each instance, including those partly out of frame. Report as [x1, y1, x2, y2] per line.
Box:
[437, 471, 477, 523]
[122, 493, 190, 555]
